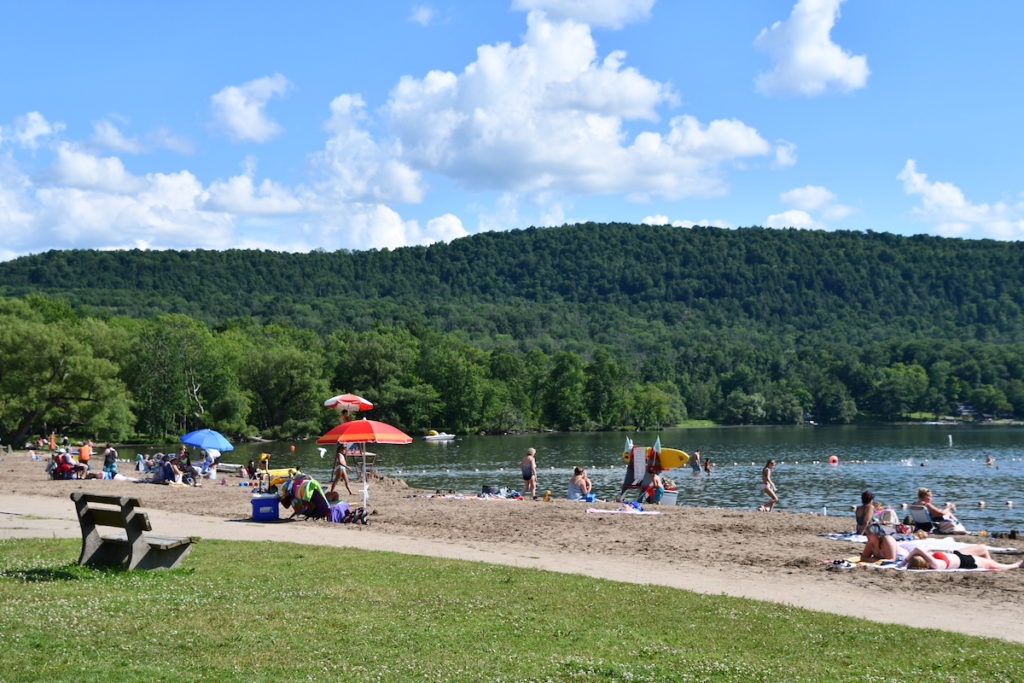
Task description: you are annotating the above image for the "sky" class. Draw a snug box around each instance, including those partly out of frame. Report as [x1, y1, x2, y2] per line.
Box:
[2, 0, 1023, 261]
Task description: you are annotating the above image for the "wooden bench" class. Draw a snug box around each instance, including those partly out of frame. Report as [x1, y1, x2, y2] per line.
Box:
[71, 492, 198, 570]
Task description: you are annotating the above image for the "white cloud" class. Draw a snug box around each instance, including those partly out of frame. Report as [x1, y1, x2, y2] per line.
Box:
[641, 214, 733, 229]
[313, 94, 425, 204]
[420, 213, 469, 243]
[898, 159, 1024, 239]
[51, 144, 146, 194]
[755, 0, 868, 96]
[31, 169, 234, 251]
[773, 140, 797, 168]
[10, 112, 65, 149]
[409, 4, 437, 26]
[780, 185, 834, 211]
[205, 156, 304, 215]
[777, 184, 852, 228]
[0, 156, 35, 233]
[92, 119, 145, 154]
[149, 127, 195, 154]
[211, 73, 291, 142]
[765, 209, 819, 229]
[90, 119, 193, 155]
[511, 0, 654, 29]
[386, 12, 771, 201]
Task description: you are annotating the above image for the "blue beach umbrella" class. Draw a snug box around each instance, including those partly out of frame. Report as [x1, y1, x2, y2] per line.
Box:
[180, 429, 234, 452]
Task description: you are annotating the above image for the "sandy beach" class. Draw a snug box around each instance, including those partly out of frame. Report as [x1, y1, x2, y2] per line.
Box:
[2, 450, 1023, 643]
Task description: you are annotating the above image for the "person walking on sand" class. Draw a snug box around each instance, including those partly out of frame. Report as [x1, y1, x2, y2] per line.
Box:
[330, 444, 354, 495]
[759, 459, 778, 511]
[521, 448, 538, 499]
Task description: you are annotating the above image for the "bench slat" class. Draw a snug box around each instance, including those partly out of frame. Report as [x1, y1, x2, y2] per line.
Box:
[84, 508, 127, 528]
[71, 492, 144, 508]
[98, 531, 195, 550]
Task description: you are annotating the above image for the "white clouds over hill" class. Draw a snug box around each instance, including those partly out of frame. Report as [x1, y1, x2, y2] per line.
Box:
[386, 11, 777, 200]
[1, 1, 1020, 260]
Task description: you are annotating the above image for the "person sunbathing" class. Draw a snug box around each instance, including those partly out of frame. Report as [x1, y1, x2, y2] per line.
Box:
[900, 545, 1021, 571]
[860, 528, 904, 563]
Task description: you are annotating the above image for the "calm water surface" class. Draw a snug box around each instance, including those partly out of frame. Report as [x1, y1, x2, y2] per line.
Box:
[145, 425, 1024, 532]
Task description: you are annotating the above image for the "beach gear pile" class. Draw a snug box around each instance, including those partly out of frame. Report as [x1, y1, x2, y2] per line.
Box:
[271, 472, 368, 524]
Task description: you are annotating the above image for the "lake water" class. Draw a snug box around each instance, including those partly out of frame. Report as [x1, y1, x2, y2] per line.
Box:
[150, 424, 1024, 532]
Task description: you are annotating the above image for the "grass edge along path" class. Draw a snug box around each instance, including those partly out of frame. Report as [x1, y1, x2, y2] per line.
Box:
[1, 538, 1021, 682]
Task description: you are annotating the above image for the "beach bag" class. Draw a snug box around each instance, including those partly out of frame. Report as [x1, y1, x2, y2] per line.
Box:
[938, 518, 967, 534]
[876, 508, 899, 527]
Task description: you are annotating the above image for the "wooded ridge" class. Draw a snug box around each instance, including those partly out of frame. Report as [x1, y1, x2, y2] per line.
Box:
[1, 223, 1022, 444]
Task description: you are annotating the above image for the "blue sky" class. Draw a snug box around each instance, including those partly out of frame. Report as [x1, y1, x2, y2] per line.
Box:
[2, 0, 1022, 260]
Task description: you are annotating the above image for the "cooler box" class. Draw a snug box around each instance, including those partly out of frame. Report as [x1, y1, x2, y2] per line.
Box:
[251, 494, 280, 521]
[661, 489, 679, 506]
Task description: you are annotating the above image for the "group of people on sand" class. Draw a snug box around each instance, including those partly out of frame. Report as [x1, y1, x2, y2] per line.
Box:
[46, 440, 120, 480]
[518, 447, 680, 504]
[856, 486, 1021, 571]
[518, 447, 595, 502]
[142, 446, 218, 486]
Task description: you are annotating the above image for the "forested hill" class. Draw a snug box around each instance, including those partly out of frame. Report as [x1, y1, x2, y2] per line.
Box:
[2, 223, 1024, 348]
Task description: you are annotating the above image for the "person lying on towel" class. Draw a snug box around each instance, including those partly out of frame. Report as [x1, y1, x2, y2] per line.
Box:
[900, 546, 1021, 571]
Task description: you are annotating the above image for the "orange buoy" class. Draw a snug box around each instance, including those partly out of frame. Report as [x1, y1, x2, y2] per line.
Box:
[828, 455, 839, 465]
[289, 445, 296, 452]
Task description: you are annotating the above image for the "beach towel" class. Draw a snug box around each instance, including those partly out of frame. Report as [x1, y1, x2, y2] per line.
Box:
[586, 508, 661, 515]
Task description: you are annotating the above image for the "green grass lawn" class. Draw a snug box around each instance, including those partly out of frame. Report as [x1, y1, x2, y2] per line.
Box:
[1, 538, 1021, 682]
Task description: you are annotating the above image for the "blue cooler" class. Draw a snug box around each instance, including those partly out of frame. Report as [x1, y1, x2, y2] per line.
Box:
[250, 494, 279, 521]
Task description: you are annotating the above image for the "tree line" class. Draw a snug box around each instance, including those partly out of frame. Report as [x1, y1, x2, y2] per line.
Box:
[2, 292, 1023, 448]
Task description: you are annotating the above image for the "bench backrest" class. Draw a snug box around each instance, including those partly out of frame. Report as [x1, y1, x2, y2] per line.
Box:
[71, 491, 153, 535]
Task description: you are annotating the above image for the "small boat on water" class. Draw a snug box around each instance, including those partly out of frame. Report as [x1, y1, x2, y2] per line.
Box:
[423, 430, 455, 441]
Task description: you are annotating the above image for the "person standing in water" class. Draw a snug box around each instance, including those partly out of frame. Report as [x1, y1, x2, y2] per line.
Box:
[690, 450, 702, 474]
[759, 459, 778, 511]
[520, 448, 538, 499]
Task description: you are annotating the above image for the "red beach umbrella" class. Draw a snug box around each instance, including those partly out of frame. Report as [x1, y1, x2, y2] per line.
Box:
[316, 418, 411, 510]
[323, 393, 374, 412]
[316, 419, 412, 445]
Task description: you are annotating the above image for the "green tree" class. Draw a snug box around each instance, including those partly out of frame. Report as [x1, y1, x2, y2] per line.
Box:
[0, 316, 133, 445]
[871, 363, 928, 420]
[541, 351, 587, 430]
[628, 382, 680, 430]
[419, 342, 487, 433]
[722, 390, 766, 425]
[242, 344, 328, 436]
[815, 381, 857, 424]
[584, 349, 626, 428]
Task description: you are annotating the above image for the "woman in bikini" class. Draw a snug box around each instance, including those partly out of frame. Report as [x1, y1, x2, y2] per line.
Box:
[759, 459, 778, 511]
[901, 545, 1021, 571]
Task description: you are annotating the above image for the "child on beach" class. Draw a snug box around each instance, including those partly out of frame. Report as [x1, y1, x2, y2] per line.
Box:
[759, 459, 778, 512]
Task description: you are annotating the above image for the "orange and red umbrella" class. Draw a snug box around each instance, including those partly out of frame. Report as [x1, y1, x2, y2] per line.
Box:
[316, 418, 412, 445]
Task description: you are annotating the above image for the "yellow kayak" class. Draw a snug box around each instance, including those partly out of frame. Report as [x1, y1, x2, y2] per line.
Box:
[621, 447, 689, 469]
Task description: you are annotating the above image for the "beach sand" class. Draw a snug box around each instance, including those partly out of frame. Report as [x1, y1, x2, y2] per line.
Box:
[2, 450, 1023, 642]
